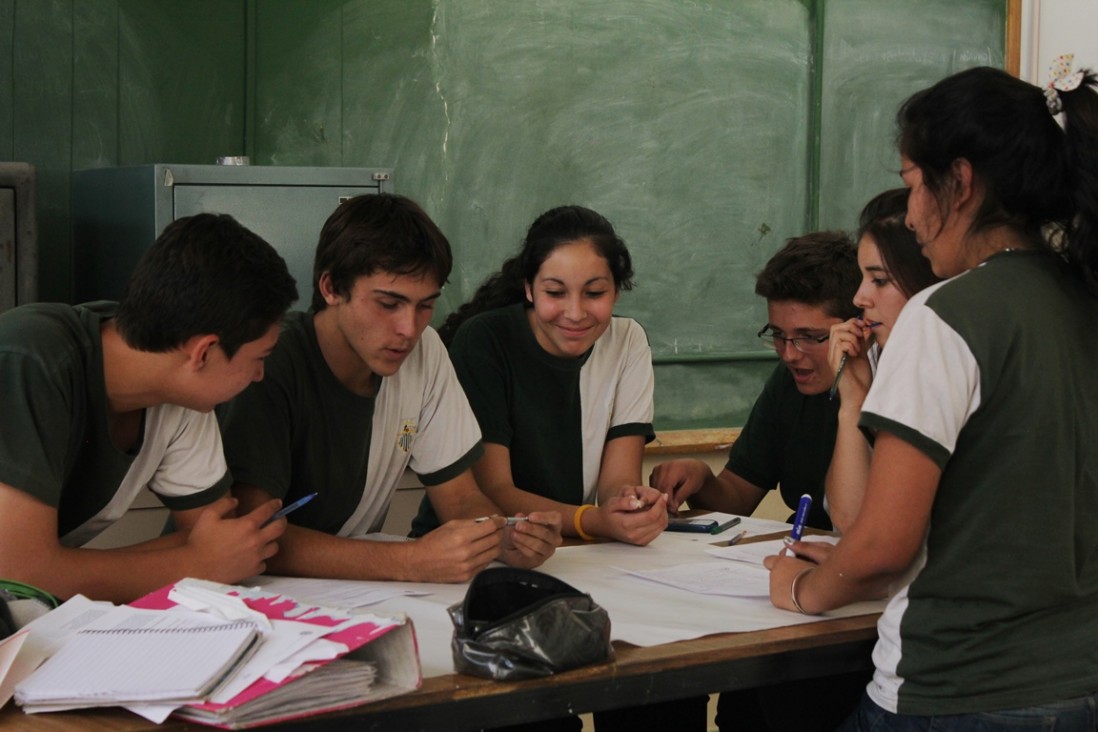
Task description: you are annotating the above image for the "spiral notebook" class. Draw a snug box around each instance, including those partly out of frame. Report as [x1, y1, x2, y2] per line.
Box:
[14, 620, 260, 710]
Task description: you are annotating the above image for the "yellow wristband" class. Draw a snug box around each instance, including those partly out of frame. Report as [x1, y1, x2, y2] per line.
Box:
[573, 504, 597, 541]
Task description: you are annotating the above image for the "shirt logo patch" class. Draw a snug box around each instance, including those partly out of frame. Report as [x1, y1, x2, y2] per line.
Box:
[397, 419, 417, 453]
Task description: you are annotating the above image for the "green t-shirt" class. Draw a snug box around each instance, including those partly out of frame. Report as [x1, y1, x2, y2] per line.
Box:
[412, 304, 654, 534]
[219, 311, 483, 536]
[726, 363, 840, 530]
[861, 250, 1098, 715]
[0, 302, 228, 545]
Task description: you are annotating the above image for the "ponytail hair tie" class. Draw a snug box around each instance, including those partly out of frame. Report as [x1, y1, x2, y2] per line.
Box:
[1044, 53, 1085, 115]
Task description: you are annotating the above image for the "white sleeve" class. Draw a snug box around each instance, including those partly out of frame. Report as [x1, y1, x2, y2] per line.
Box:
[861, 295, 981, 464]
[610, 319, 654, 428]
[146, 406, 229, 500]
[406, 328, 482, 477]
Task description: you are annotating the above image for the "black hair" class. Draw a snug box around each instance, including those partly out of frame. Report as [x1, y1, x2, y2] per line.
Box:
[114, 213, 297, 358]
[857, 188, 942, 299]
[437, 205, 633, 346]
[755, 230, 860, 320]
[311, 193, 453, 311]
[897, 65, 1098, 291]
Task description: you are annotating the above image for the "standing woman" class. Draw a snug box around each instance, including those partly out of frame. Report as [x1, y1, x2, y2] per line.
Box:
[824, 189, 942, 533]
[767, 58, 1098, 730]
[411, 205, 668, 545]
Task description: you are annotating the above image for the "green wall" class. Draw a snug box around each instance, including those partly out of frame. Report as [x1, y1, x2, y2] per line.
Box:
[1, 0, 1005, 428]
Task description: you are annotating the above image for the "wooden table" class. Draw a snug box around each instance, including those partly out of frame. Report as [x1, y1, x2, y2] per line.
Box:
[1, 525, 878, 731]
[645, 428, 741, 455]
[0, 612, 877, 731]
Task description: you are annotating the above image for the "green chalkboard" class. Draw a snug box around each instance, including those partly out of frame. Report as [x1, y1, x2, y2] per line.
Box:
[247, 0, 1006, 428]
[817, 0, 1007, 229]
[4, 0, 1008, 429]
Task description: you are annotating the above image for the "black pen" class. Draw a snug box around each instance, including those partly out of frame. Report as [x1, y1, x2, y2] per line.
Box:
[829, 321, 882, 400]
[709, 516, 742, 535]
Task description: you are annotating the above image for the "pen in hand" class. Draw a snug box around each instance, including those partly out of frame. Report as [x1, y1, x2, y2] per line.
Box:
[262, 491, 318, 528]
[828, 321, 881, 400]
[828, 353, 849, 401]
[474, 515, 530, 526]
[784, 493, 812, 547]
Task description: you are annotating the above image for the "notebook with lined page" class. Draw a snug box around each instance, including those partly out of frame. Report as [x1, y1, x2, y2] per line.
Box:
[14, 620, 260, 710]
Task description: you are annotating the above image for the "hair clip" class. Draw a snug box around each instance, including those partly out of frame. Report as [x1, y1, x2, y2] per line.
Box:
[1044, 53, 1085, 115]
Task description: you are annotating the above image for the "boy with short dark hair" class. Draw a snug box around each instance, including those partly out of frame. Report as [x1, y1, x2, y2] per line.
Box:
[219, 194, 562, 583]
[0, 213, 298, 603]
[651, 230, 860, 530]
[651, 230, 864, 732]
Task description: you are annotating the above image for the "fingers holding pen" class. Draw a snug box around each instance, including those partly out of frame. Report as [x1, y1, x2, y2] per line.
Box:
[828, 320, 864, 370]
[604, 487, 667, 545]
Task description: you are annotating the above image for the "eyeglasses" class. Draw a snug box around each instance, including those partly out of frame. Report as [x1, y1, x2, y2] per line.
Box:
[756, 325, 830, 354]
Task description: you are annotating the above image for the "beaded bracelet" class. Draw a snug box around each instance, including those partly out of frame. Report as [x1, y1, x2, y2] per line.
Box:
[573, 504, 597, 541]
[790, 567, 816, 614]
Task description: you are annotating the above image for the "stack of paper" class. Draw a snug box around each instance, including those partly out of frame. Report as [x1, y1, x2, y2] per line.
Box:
[175, 657, 378, 728]
[132, 578, 422, 728]
[7, 578, 421, 729]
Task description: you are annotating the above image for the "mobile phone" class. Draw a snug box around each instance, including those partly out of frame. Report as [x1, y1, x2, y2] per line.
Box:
[665, 517, 719, 533]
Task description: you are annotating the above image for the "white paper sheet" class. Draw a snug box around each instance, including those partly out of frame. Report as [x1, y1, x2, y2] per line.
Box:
[620, 561, 770, 596]
[706, 535, 840, 565]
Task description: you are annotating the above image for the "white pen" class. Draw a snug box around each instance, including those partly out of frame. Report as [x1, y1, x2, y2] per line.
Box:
[474, 516, 529, 525]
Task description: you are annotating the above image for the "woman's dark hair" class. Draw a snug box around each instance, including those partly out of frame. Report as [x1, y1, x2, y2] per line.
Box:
[897, 65, 1098, 291]
[438, 205, 634, 346]
[857, 188, 942, 299]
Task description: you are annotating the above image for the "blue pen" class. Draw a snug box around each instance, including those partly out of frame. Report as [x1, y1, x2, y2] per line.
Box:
[263, 491, 318, 527]
[785, 493, 812, 546]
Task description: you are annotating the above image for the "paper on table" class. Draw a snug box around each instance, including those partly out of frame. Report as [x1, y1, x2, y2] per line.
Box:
[131, 578, 422, 728]
[251, 576, 430, 609]
[0, 595, 124, 709]
[0, 629, 30, 707]
[706, 535, 839, 565]
[619, 561, 770, 597]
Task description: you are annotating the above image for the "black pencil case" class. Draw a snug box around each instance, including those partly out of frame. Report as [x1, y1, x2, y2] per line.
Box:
[448, 567, 614, 681]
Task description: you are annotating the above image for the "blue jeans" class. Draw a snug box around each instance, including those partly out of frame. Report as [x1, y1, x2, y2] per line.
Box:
[837, 690, 1098, 732]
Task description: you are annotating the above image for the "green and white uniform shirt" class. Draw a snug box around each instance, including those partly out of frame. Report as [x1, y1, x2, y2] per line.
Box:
[220, 311, 483, 537]
[412, 303, 654, 534]
[0, 302, 230, 546]
[859, 250, 1098, 716]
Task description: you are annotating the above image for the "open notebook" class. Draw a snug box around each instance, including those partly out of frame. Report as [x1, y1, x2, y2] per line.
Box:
[15, 620, 259, 709]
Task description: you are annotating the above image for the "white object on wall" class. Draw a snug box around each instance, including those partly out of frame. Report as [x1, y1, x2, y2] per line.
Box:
[1021, 0, 1098, 83]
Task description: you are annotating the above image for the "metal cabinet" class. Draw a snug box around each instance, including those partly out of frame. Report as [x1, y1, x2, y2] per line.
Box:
[0, 163, 37, 313]
[72, 164, 392, 308]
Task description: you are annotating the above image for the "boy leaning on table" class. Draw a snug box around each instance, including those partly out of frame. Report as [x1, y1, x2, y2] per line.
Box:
[0, 214, 298, 604]
[217, 193, 562, 584]
[649, 231, 866, 732]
